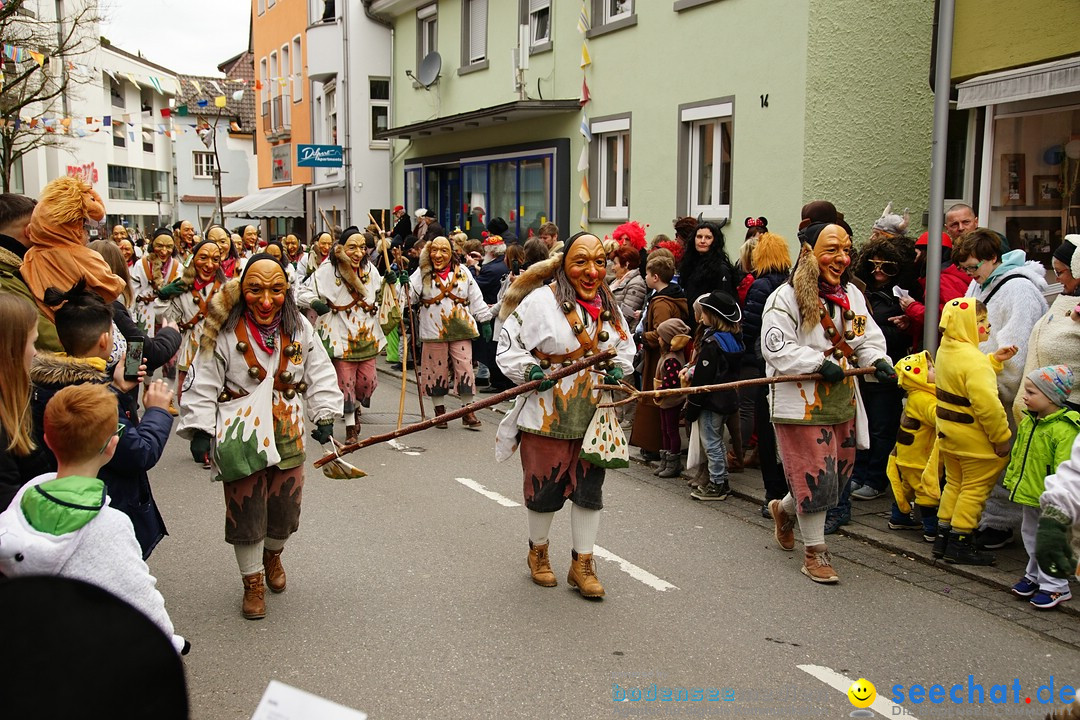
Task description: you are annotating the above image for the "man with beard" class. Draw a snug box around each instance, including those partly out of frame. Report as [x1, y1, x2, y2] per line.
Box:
[495, 232, 635, 599]
[297, 226, 386, 444]
[178, 256, 342, 619]
[760, 221, 895, 584]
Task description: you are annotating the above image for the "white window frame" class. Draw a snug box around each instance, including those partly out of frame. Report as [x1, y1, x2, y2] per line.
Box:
[592, 116, 630, 221]
[604, 0, 632, 23]
[281, 43, 290, 99]
[292, 36, 303, 102]
[260, 58, 268, 108]
[193, 151, 216, 179]
[325, 81, 338, 147]
[369, 76, 389, 147]
[417, 4, 438, 69]
[464, 0, 487, 65]
[528, 0, 551, 49]
[681, 101, 732, 219]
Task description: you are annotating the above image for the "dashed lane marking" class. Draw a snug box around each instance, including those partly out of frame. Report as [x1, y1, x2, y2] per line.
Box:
[797, 664, 918, 719]
[453, 477, 521, 507]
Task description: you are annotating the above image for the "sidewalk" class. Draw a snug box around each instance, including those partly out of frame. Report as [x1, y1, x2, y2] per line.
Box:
[373, 356, 1080, 642]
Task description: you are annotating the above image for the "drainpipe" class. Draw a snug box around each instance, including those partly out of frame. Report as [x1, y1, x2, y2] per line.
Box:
[923, 0, 954, 354]
[364, 0, 396, 210]
[342, 0, 352, 222]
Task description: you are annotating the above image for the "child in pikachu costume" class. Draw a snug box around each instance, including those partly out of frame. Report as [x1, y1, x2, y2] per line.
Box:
[932, 298, 1014, 566]
[887, 351, 941, 542]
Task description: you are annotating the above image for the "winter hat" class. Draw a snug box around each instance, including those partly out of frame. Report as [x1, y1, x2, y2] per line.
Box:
[151, 227, 174, 241]
[873, 202, 910, 236]
[799, 200, 840, 229]
[482, 234, 505, 248]
[486, 216, 509, 236]
[1028, 365, 1074, 408]
[393, 205, 404, 213]
[338, 225, 362, 245]
[697, 290, 742, 324]
[1053, 235, 1080, 280]
[916, 231, 952, 249]
[424, 208, 437, 219]
[657, 317, 691, 346]
[414, 208, 428, 220]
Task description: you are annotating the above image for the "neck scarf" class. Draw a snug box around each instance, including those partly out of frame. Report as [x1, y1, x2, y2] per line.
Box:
[194, 275, 213, 292]
[244, 312, 281, 353]
[435, 265, 453, 281]
[577, 295, 602, 321]
[818, 280, 850, 311]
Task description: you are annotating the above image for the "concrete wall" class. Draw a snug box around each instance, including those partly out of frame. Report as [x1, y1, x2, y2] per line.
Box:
[802, 0, 935, 242]
[952, 0, 1080, 82]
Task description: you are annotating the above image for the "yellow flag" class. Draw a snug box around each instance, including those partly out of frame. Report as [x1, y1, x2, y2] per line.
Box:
[580, 43, 591, 69]
[214, 96, 227, 108]
[29, 50, 45, 67]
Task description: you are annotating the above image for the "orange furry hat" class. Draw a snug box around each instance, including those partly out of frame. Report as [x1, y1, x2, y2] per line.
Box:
[750, 232, 792, 275]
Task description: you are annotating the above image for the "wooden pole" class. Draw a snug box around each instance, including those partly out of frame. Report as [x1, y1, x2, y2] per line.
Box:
[381, 239, 408, 430]
[402, 279, 425, 420]
[314, 349, 616, 468]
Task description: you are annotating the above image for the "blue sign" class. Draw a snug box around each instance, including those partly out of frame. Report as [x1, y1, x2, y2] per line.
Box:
[297, 144, 344, 168]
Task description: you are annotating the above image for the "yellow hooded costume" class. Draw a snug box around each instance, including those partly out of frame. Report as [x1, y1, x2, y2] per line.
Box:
[887, 351, 941, 513]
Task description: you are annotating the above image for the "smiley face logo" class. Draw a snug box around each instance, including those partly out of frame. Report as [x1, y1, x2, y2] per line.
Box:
[847, 678, 876, 708]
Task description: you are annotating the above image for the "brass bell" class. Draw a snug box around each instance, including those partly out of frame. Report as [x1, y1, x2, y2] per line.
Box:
[218, 392, 230, 403]
[598, 331, 609, 342]
[283, 388, 296, 400]
[279, 370, 294, 384]
[844, 331, 855, 340]
[248, 366, 261, 379]
[297, 382, 309, 393]
[834, 349, 844, 359]
[601, 310, 612, 321]
[236, 341, 249, 353]
[572, 323, 584, 334]
[819, 308, 827, 318]
[283, 344, 296, 357]
[539, 358, 551, 369]
[826, 327, 836, 337]
[844, 310, 855, 320]
[562, 359, 572, 367]
[561, 301, 574, 314]
[584, 349, 594, 357]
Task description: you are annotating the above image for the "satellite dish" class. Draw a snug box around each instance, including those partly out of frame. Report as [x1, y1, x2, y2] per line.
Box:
[418, 52, 442, 88]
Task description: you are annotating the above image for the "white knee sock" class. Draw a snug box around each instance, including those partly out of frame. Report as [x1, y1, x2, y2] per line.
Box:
[798, 511, 827, 547]
[570, 503, 601, 555]
[528, 509, 555, 546]
[781, 493, 797, 515]
[264, 536, 286, 552]
[234, 541, 264, 576]
[345, 415, 355, 428]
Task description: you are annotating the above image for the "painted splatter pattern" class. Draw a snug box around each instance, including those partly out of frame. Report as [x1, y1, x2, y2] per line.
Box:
[519, 432, 605, 512]
[223, 465, 304, 543]
[775, 419, 856, 514]
[420, 339, 475, 398]
[333, 357, 377, 414]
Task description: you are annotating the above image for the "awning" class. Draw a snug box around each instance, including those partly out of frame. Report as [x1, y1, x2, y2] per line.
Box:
[375, 99, 581, 140]
[957, 56, 1080, 109]
[222, 185, 305, 218]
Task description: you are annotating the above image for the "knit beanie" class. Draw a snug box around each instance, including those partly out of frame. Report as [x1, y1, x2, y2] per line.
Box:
[1053, 235, 1080, 280]
[1028, 365, 1074, 408]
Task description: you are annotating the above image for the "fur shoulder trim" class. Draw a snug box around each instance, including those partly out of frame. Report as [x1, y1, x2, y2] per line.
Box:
[30, 352, 108, 386]
[791, 244, 822, 330]
[498, 253, 562, 321]
[418, 243, 432, 279]
[200, 278, 242, 352]
[332, 245, 368, 297]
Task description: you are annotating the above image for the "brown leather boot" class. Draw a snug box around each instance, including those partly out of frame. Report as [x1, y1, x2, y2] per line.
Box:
[344, 426, 359, 445]
[801, 544, 839, 583]
[567, 550, 605, 598]
[527, 541, 557, 587]
[462, 411, 482, 431]
[434, 405, 448, 429]
[263, 547, 286, 593]
[769, 499, 795, 551]
[241, 572, 266, 619]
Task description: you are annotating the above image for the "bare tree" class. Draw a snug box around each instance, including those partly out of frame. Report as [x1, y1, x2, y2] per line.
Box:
[0, 0, 100, 191]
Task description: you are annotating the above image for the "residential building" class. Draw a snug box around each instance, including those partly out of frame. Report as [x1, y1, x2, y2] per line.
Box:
[946, 0, 1079, 269]
[369, 0, 936, 251]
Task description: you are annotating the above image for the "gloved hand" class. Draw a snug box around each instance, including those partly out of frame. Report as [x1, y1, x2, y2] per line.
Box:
[818, 360, 845, 383]
[156, 279, 187, 300]
[384, 271, 397, 285]
[311, 421, 335, 445]
[527, 364, 556, 392]
[681, 401, 701, 423]
[190, 431, 211, 462]
[873, 358, 898, 384]
[480, 321, 493, 342]
[311, 299, 331, 316]
[603, 366, 624, 386]
[1036, 512, 1078, 579]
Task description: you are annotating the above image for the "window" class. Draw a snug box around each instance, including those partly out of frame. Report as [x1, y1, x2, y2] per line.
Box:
[325, 83, 337, 146]
[281, 44, 290, 101]
[292, 36, 303, 101]
[416, 4, 437, 71]
[589, 0, 635, 36]
[591, 116, 630, 221]
[193, 151, 216, 179]
[271, 144, 292, 184]
[267, 0, 275, 8]
[260, 58, 268, 107]
[678, 100, 732, 220]
[112, 119, 126, 148]
[107, 165, 169, 201]
[461, 0, 487, 68]
[460, 151, 555, 238]
[525, 0, 551, 50]
[109, 76, 124, 108]
[258, 0, 264, 13]
[142, 129, 154, 153]
[10, 155, 23, 195]
[370, 77, 389, 144]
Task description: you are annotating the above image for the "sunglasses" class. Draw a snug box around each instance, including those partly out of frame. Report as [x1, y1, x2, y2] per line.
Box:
[868, 259, 899, 276]
[957, 259, 985, 275]
[100, 422, 126, 455]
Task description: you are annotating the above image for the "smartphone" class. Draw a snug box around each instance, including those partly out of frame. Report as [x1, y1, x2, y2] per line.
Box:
[123, 341, 145, 382]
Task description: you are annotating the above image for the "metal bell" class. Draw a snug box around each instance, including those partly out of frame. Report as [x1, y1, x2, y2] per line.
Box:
[248, 366, 261, 379]
[844, 310, 855, 320]
[283, 344, 296, 357]
[584, 349, 594, 357]
[297, 382, 309, 393]
[572, 323, 584, 334]
[601, 310, 612, 321]
[283, 388, 296, 400]
[236, 341, 249, 353]
[834, 349, 844, 359]
[539, 358, 551, 369]
[561, 301, 574, 314]
[826, 327, 836, 337]
[844, 331, 855, 340]
[562, 359, 572, 367]
[279, 370, 294, 384]
[218, 392, 231, 403]
[598, 331, 609, 342]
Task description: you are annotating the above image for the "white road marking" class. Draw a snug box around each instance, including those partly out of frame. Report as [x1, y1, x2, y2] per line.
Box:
[453, 477, 521, 507]
[452, 477, 678, 592]
[386, 439, 422, 456]
[592, 545, 678, 592]
[797, 664, 918, 719]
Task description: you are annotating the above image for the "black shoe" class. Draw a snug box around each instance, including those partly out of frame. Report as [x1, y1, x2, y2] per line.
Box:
[931, 526, 950, 559]
[389, 362, 403, 371]
[944, 531, 996, 566]
[761, 503, 772, 519]
[975, 527, 1014, 550]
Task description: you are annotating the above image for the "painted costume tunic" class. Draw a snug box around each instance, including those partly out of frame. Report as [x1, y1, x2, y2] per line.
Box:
[409, 265, 492, 342]
[165, 281, 223, 372]
[495, 286, 635, 461]
[177, 316, 343, 473]
[297, 260, 387, 361]
[130, 255, 181, 335]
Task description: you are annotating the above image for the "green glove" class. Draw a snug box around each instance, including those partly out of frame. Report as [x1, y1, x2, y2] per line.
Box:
[873, 358, 898, 384]
[1036, 512, 1078, 579]
[311, 299, 331, 316]
[190, 431, 211, 462]
[818, 360, 845, 384]
[603, 366, 624, 386]
[156, 279, 187, 300]
[480, 321, 493, 343]
[384, 271, 397, 285]
[311, 421, 335, 444]
[527, 364, 556, 392]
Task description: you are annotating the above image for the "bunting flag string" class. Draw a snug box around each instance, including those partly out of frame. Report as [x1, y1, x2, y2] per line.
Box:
[580, 43, 591, 69]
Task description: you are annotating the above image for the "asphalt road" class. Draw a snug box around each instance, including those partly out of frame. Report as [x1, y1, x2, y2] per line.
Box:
[148, 379, 1080, 720]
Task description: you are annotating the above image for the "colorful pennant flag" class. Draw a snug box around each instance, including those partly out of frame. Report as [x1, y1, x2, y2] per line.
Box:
[580, 78, 591, 107]
[580, 43, 591, 69]
[125, 73, 140, 89]
[190, 79, 202, 95]
[214, 95, 226, 108]
[232, 89, 244, 102]
[578, 176, 590, 205]
[579, 114, 591, 142]
[209, 80, 224, 95]
[577, 145, 589, 172]
[577, 2, 590, 34]
[149, 76, 164, 94]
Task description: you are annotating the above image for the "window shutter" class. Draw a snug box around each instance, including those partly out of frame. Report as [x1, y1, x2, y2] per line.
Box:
[469, 0, 487, 63]
[529, 0, 547, 11]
